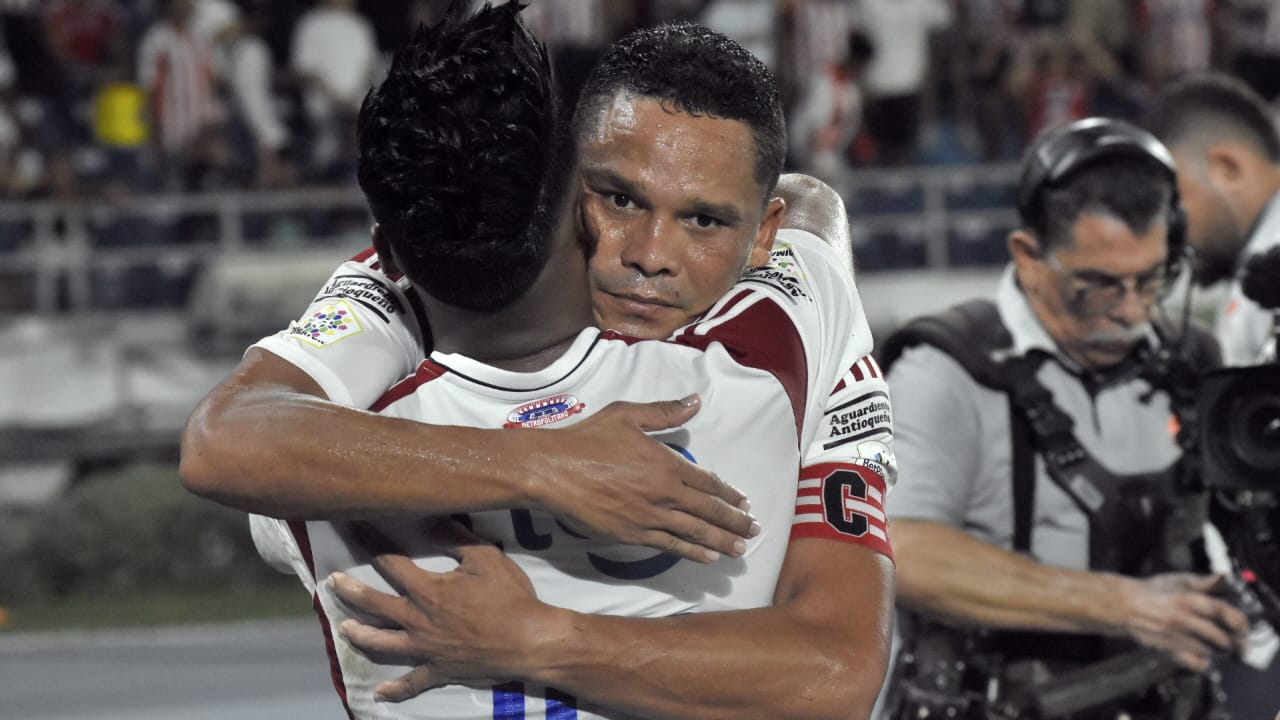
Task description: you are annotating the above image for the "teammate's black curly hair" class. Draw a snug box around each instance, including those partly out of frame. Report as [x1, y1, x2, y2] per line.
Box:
[356, 0, 565, 311]
[571, 22, 786, 203]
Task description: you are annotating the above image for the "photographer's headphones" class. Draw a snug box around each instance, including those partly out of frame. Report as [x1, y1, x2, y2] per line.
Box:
[1017, 117, 1188, 278]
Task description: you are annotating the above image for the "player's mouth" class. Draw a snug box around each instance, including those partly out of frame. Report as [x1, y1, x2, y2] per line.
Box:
[605, 291, 680, 316]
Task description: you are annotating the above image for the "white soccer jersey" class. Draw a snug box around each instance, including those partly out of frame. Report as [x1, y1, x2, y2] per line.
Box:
[251, 229, 894, 719]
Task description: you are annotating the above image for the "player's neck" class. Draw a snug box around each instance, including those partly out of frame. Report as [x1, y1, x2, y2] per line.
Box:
[421, 238, 595, 373]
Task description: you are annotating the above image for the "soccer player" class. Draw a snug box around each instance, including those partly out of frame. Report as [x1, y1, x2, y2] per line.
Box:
[182, 4, 894, 718]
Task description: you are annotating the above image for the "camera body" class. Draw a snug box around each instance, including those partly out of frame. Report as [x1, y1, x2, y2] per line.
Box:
[1195, 363, 1280, 491]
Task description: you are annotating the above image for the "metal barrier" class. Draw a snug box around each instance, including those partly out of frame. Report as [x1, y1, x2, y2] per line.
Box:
[0, 164, 1024, 316]
[0, 187, 370, 315]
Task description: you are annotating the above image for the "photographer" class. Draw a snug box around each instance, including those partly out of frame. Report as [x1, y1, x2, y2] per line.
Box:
[1147, 72, 1280, 367]
[878, 118, 1251, 719]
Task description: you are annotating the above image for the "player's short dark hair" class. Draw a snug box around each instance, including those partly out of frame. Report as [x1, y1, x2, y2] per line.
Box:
[570, 22, 786, 202]
[356, 0, 566, 311]
[1034, 156, 1175, 254]
[1147, 72, 1280, 163]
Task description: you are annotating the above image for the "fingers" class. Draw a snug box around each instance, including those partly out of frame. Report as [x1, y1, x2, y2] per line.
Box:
[604, 396, 702, 433]
[330, 570, 405, 618]
[662, 503, 759, 560]
[338, 617, 415, 656]
[679, 462, 750, 513]
[375, 666, 439, 703]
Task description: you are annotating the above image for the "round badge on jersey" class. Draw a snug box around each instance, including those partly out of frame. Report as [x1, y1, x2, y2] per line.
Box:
[503, 394, 586, 428]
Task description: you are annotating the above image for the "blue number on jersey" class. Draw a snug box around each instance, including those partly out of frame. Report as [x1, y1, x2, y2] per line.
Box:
[493, 682, 577, 719]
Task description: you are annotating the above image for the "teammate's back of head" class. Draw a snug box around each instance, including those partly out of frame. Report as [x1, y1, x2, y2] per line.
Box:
[570, 22, 786, 204]
[1146, 72, 1280, 164]
[356, 0, 566, 311]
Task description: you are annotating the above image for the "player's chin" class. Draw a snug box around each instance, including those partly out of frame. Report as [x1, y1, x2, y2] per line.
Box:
[595, 303, 687, 340]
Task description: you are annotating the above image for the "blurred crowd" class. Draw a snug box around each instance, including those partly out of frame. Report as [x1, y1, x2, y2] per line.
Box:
[1, 0, 1278, 203]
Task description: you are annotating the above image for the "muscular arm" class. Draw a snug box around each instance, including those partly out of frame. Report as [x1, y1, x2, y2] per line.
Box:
[180, 348, 755, 561]
[893, 514, 1249, 672]
[337, 535, 894, 720]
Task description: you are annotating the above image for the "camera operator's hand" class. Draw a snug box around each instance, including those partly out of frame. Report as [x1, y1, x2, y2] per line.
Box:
[1118, 573, 1250, 671]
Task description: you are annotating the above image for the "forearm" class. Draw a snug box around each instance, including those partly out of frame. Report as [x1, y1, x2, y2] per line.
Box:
[509, 544, 893, 720]
[894, 519, 1132, 636]
[181, 369, 536, 520]
[522, 604, 883, 720]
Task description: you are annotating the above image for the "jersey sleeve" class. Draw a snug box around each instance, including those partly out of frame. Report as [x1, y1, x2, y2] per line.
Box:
[792, 355, 895, 560]
[670, 229, 892, 560]
[670, 229, 873, 446]
[251, 248, 427, 408]
[248, 514, 316, 593]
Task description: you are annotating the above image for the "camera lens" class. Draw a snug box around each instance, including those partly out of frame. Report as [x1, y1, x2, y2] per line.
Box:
[1228, 395, 1280, 471]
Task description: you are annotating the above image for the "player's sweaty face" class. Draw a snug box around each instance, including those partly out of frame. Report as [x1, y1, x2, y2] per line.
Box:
[578, 93, 776, 339]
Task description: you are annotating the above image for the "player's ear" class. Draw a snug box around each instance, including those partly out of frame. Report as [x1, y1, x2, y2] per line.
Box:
[749, 197, 784, 267]
[370, 224, 404, 277]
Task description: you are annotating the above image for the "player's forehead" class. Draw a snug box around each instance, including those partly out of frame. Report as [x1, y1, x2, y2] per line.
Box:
[577, 91, 765, 210]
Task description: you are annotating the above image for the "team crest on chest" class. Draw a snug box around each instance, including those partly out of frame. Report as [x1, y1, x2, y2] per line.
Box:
[503, 394, 586, 428]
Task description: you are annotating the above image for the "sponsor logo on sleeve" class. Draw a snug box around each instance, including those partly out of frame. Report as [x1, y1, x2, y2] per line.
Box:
[289, 300, 364, 347]
[314, 274, 403, 323]
[823, 391, 892, 449]
[503, 394, 586, 428]
[742, 242, 809, 301]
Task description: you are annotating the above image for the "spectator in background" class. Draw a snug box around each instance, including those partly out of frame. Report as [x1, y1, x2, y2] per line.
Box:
[1222, 0, 1280, 101]
[41, 0, 126, 141]
[857, 0, 952, 165]
[961, 0, 1021, 161]
[137, 0, 223, 190]
[1139, 0, 1215, 88]
[91, 60, 151, 197]
[700, 0, 778, 72]
[220, 9, 293, 189]
[789, 28, 874, 180]
[514, 0, 634, 108]
[1016, 32, 1090, 138]
[1067, 0, 1141, 118]
[777, 0, 860, 116]
[290, 0, 377, 184]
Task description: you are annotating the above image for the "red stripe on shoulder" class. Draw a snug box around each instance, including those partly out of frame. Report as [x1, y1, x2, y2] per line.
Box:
[865, 357, 880, 378]
[369, 359, 449, 412]
[350, 247, 376, 263]
[600, 330, 643, 346]
[672, 295, 807, 442]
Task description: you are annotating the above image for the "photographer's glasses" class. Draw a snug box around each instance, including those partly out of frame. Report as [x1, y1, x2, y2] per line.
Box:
[1041, 252, 1172, 317]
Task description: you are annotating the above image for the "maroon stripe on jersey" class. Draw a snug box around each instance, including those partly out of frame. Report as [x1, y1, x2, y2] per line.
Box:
[350, 247, 376, 263]
[600, 329, 642, 346]
[702, 289, 755, 322]
[791, 461, 893, 560]
[673, 295, 808, 442]
[850, 362, 865, 382]
[865, 357, 880, 379]
[286, 521, 356, 720]
[831, 379, 847, 394]
[369, 359, 449, 412]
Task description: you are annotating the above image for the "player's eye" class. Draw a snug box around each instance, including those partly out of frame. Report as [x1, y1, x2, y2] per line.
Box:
[693, 214, 720, 229]
[609, 193, 634, 209]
